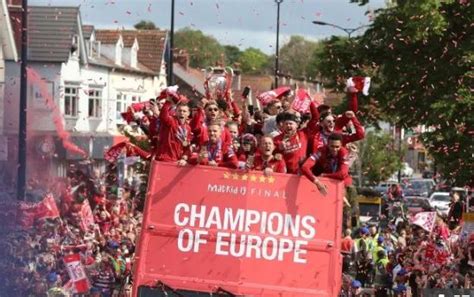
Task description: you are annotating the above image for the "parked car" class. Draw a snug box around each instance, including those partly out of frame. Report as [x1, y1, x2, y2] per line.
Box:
[373, 182, 399, 196]
[404, 196, 433, 215]
[429, 192, 451, 216]
[403, 178, 436, 198]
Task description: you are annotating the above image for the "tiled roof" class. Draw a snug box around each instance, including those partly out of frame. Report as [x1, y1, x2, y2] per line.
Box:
[95, 29, 168, 73]
[82, 25, 94, 39]
[22, 6, 80, 62]
[88, 52, 156, 76]
[173, 63, 206, 96]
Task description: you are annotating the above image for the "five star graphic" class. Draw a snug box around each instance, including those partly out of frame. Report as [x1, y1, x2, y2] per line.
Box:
[221, 172, 276, 184]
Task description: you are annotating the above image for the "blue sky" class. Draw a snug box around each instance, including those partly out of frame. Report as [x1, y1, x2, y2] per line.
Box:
[30, 0, 386, 53]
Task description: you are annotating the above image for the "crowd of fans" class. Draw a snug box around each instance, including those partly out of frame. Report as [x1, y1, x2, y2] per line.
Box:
[0, 75, 471, 296]
[340, 188, 473, 296]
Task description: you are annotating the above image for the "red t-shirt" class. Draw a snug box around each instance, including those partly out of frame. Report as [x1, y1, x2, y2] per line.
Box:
[273, 130, 308, 174]
[341, 236, 354, 254]
[253, 155, 287, 173]
[156, 101, 193, 162]
[301, 146, 352, 186]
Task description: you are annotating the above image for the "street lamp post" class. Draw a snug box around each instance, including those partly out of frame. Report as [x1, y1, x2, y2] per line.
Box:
[17, 0, 28, 200]
[274, 0, 283, 88]
[167, 0, 175, 86]
[312, 20, 369, 38]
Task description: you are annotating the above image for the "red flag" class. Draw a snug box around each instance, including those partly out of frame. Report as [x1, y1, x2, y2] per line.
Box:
[104, 141, 151, 162]
[79, 200, 95, 231]
[121, 102, 152, 123]
[291, 89, 314, 113]
[18, 194, 60, 227]
[64, 253, 90, 293]
[256, 86, 291, 106]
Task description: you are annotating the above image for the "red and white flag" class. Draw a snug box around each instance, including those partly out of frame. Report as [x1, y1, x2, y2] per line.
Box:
[411, 211, 436, 232]
[18, 194, 60, 227]
[64, 253, 90, 294]
[79, 200, 95, 231]
[291, 89, 315, 113]
[256, 86, 291, 106]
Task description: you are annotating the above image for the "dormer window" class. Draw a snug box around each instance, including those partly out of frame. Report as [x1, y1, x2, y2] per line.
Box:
[88, 33, 101, 58]
[115, 36, 123, 66]
[71, 34, 80, 58]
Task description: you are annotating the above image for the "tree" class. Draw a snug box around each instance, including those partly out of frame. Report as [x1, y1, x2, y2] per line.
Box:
[279, 35, 321, 79]
[238, 47, 270, 74]
[134, 20, 157, 30]
[174, 27, 225, 69]
[315, 0, 473, 185]
[224, 45, 242, 67]
[359, 131, 403, 185]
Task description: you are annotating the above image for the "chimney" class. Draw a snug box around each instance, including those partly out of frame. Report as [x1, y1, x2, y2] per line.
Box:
[175, 50, 189, 70]
[8, 0, 22, 55]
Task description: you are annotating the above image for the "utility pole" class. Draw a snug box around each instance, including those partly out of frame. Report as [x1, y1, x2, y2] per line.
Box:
[274, 0, 283, 88]
[167, 0, 175, 86]
[17, 0, 28, 200]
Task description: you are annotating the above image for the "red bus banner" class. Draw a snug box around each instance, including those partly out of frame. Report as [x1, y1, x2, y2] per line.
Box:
[133, 161, 344, 297]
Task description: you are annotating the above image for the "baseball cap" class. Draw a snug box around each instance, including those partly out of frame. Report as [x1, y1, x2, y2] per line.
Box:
[46, 272, 58, 283]
[351, 280, 362, 288]
[360, 227, 369, 235]
[377, 236, 384, 243]
[397, 268, 408, 276]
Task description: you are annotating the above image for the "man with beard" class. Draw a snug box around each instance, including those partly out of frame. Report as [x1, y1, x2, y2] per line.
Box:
[191, 100, 233, 146]
[301, 133, 352, 194]
[273, 113, 308, 174]
[156, 99, 193, 164]
[189, 122, 238, 169]
[311, 110, 365, 154]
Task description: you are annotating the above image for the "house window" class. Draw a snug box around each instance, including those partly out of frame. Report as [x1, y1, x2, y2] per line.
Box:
[64, 85, 79, 117]
[116, 94, 124, 113]
[88, 88, 102, 118]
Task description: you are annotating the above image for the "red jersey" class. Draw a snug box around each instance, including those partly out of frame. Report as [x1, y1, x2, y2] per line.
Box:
[273, 130, 308, 174]
[189, 140, 239, 169]
[156, 101, 192, 162]
[253, 155, 287, 173]
[301, 146, 352, 186]
[311, 114, 365, 153]
[190, 107, 232, 145]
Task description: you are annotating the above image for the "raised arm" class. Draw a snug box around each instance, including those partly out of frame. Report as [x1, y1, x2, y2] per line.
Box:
[159, 101, 176, 128]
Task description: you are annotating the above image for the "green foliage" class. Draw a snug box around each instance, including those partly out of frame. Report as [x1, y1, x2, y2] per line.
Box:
[238, 47, 270, 74]
[134, 20, 157, 30]
[311, 36, 382, 124]
[224, 45, 242, 67]
[174, 27, 225, 68]
[316, 0, 473, 185]
[360, 131, 403, 185]
[279, 35, 321, 79]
